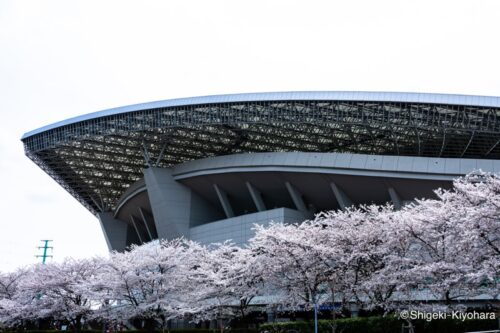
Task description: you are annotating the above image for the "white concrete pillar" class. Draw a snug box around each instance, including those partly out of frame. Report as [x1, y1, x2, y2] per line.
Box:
[388, 187, 402, 210]
[285, 181, 309, 215]
[246, 181, 266, 212]
[213, 184, 235, 218]
[330, 182, 353, 210]
[98, 212, 128, 252]
[144, 167, 192, 240]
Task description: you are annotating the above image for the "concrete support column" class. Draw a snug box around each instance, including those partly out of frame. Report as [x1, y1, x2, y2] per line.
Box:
[130, 215, 144, 243]
[285, 181, 309, 216]
[213, 184, 235, 218]
[246, 181, 266, 212]
[138, 207, 155, 239]
[98, 212, 128, 252]
[330, 182, 353, 210]
[388, 187, 402, 210]
[144, 167, 192, 240]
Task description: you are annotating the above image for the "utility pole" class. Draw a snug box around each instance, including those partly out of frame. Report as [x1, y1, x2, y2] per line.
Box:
[36, 240, 53, 264]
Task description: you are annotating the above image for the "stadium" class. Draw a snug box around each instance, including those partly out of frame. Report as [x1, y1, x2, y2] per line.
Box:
[21, 91, 500, 252]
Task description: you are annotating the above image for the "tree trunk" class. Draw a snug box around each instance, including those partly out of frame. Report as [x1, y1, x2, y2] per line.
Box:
[219, 317, 224, 333]
[74, 315, 83, 333]
[144, 318, 156, 333]
[331, 309, 337, 333]
[331, 291, 337, 333]
[240, 300, 248, 330]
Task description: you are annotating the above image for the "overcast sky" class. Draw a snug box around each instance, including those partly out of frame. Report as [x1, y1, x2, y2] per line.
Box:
[1, 0, 500, 271]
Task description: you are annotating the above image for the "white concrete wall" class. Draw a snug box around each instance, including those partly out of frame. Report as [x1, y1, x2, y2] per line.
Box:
[189, 207, 306, 246]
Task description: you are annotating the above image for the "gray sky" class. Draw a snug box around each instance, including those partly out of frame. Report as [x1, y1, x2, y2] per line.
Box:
[1, 0, 500, 271]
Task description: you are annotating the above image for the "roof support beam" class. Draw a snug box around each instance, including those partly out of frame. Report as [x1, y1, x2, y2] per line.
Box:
[485, 138, 500, 157]
[214, 184, 235, 218]
[246, 181, 266, 212]
[388, 187, 402, 210]
[285, 181, 309, 215]
[414, 127, 422, 155]
[130, 215, 144, 243]
[138, 207, 154, 240]
[142, 141, 153, 167]
[330, 182, 353, 210]
[439, 130, 447, 157]
[461, 131, 475, 158]
[154, 142, 168, 167]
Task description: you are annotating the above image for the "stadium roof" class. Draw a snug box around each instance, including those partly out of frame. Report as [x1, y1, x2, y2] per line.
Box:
[21, 91, 500, 215]
[22, 91, 500, 139]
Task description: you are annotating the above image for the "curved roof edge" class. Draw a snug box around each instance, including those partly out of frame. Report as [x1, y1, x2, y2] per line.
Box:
[21, 91, 500, 140]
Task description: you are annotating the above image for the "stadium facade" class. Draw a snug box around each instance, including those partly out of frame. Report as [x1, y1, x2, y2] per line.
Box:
[22, 92, 500, 251]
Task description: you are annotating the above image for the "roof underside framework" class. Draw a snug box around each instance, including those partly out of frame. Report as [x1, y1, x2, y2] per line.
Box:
[22, 96, 500, 215]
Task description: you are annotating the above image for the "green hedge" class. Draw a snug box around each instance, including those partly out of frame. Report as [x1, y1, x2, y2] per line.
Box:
[259, 316, 499, 333]
[132, 329, 257, 333]
[260, 317, 399, 333]
[413, 318, 498, 333]
[4, 318, 499, 333]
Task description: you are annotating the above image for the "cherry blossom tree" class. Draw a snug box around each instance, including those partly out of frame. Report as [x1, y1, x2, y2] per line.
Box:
[308, 204, 418, 317]
[12, 258, 103, 331]
[0, 268, 27, 328]
[396, 197, 474, 305]
[184, 242, 263, 331]
[352, 172, 500, 329]
[91, 239, 198, 331]
[249, 220, 333, 332]
[445, 172, 500, 299]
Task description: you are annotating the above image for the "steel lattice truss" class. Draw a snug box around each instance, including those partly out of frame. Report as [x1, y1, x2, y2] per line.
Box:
[22, 100, 500, 215]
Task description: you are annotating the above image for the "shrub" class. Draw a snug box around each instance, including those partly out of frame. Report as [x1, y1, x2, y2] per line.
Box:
[259, 316, 499, 333]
